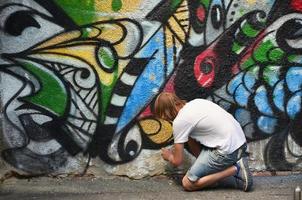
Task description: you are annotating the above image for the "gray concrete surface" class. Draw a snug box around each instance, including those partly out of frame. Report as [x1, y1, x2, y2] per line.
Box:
[0, 174, 302, 200]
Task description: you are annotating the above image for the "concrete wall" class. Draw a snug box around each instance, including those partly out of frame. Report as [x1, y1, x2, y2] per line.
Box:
[0, 0, 302, 178]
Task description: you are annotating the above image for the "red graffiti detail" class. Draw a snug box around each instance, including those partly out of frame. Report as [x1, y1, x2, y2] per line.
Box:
[194, 49, 217, 88]
[162, 74, 176, 93]
[140, 106, 152, 118]
[291, 0, 302, 12]
[231, 63, 240, 75]
[196, 5, 206, 23]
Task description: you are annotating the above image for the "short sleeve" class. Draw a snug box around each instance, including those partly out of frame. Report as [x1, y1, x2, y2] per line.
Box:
[173, 119, 194, 143]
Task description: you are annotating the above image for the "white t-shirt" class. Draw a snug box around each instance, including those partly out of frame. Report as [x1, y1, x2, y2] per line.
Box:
[173, 99, 246, 154]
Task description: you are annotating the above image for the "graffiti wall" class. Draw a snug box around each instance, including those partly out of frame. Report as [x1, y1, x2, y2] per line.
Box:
[0, 0, 301, 176]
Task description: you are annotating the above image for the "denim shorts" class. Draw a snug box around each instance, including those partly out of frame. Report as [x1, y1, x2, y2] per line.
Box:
[187, 143, 247, 182]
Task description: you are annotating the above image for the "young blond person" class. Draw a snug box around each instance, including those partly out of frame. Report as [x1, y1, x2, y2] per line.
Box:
[153, 92, 253, 191]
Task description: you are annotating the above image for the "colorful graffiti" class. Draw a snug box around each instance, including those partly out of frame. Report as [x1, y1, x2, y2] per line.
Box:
[0, 0, 301, 175]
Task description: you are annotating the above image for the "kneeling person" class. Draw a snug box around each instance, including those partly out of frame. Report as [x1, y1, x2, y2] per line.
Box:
[153, 92, 253, 192]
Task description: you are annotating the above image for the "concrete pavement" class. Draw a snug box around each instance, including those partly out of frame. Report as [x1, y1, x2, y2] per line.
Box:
[1, 173, 302, 200]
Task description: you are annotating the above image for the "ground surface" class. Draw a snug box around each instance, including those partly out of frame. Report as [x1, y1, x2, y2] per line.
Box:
[0, 173, 302, 200]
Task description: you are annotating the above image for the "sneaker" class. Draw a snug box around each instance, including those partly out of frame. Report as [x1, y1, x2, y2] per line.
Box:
[235, 157, 253, 192]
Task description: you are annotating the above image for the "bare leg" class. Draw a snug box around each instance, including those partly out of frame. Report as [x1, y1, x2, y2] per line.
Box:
[182, 165, 237, 191]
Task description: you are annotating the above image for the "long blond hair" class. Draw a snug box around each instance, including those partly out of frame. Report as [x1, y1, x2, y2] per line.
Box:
[153, 92, 186, 121]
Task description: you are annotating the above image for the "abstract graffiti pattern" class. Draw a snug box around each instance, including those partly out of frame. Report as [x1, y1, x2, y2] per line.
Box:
[0, 0, 301, 174]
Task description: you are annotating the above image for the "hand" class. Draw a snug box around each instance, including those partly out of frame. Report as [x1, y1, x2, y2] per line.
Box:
[161, 148, 172, 161]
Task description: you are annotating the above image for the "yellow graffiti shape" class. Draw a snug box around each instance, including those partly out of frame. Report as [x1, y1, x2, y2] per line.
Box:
[139, 118, 173, 144]
[166, 0, 190, 45]
[28, 20, 142, 86]
[246, 0, 257, 5]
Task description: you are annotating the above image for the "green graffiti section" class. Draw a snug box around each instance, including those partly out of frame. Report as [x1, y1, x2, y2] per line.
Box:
[100, 77, 118, 122]
[20, 61, 67, 116]
[53, 0, 96, 25]
[242, 23, 260, 37]
[112, 0, 122, 12]
[171, 0, 183, 10]
[200, 0, 210, 9]
[241, 57, 255, 70]
[253, 40, 285, 63]
[98, 47, 116, 70]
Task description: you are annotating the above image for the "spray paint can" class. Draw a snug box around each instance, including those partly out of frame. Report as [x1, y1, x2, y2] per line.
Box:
[294, 186, 301, 200]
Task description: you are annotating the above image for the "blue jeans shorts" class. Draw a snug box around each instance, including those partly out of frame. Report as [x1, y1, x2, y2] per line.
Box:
[187, 143, 247, 182]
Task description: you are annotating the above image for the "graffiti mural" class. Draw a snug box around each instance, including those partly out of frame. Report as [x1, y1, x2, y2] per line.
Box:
[0, 0, 301, 175]
[175, 0, 302, 170]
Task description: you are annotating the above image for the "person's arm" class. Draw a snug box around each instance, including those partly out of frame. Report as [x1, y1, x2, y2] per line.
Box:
[161, 143, 184, 167]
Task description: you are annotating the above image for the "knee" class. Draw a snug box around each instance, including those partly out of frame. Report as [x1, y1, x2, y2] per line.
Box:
[182, 176, 194, 191]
